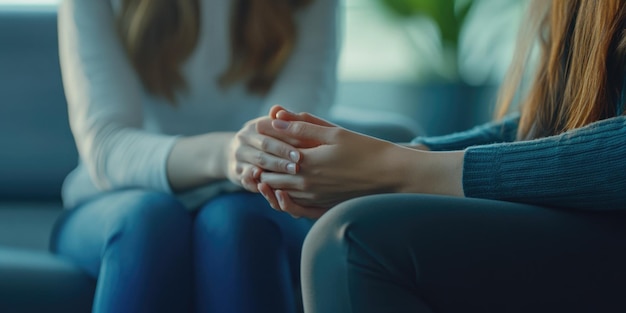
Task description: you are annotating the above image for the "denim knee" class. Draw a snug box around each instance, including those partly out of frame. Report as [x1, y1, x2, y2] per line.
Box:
[106, 190, 190, 243]
[51, 190, 192, 278]
[194, 192, 278, 239]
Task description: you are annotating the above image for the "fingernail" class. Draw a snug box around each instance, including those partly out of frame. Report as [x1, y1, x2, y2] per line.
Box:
[287, 163, 296, 174]
[276, 191, 284, 205]
[289, 151, 300, 162]
[273, 119, 289, 129]
[252, 168, 259, 178]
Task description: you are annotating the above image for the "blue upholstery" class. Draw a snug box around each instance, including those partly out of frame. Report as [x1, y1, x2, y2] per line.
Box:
[0, 247, 94, 313]
[0, 7, 77, 201]
[0, 7, 94, 313]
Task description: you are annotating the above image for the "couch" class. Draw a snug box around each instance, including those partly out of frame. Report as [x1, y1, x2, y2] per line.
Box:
[0, 5, 95, 313]
[0, 5, 417, 313]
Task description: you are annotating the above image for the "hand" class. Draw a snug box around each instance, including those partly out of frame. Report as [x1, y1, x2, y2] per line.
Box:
[258, 117, 401, 217]
[225, 116, 302, 192]
[258, 183, 330, 219]
[226, 105, 332, 193]
[264, 105, 336, 149]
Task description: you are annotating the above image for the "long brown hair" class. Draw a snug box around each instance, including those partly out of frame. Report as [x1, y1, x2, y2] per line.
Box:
[497, 0, 626, 140]
[117, 0, 313, 103]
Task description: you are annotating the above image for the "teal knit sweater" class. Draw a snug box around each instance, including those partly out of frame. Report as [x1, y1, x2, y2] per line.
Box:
[413, 114, 626, 209]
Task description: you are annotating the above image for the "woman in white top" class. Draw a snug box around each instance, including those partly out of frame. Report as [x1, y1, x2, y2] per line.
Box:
[49, 0, 339, 312]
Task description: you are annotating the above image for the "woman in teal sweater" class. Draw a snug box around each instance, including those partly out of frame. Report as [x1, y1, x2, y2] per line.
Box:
[241, 0, 626, 311]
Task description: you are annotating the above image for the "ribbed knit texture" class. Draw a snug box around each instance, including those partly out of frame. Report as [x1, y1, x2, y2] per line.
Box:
[464, 116, 626, 209]
[412, 113, 520, 151]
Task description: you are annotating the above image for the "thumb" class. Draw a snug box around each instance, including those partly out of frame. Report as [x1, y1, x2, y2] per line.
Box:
[272, 119, 337, 143]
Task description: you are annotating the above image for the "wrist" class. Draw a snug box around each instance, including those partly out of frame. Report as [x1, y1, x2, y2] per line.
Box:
[196, 132, 235, 181]
[166, 132, 235, 191]
[380, 143, 417, 193]
[217, 133, 235, 179]
[389, 147, 465, 197]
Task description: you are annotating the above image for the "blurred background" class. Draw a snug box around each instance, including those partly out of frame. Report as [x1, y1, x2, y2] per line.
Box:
[335, 0, 524, 136]
[0, 0, 524, 278]
[1, 0, 525, 134]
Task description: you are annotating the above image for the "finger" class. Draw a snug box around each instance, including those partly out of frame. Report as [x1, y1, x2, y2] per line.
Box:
[299, 112, 336, 127]
[260, 172, 304, 190]
[276, 110, 335, 127]
[240, 166, 260, 192]
[242, 130, 301, 162]
[274, 110, 303, 122]
[258, 183, 281, 212]
[283, 190, 317, 201]
[272, 120, 338, 143]
[269, 105, 287, 119]
[276, 190, 302, 218]
[276, 190, 325, 219]
[284, 191, 337, 209]
[255, 119, 313, 148]
[236, 145, 298, 174]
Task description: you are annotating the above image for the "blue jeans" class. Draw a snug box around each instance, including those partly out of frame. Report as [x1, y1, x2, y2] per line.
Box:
[50, 190, 312, 313]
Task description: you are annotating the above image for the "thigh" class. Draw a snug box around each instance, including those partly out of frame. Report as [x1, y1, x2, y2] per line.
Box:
[194, 192, 313, 313]
[50, 189, 190, 277]
[304, 194, 626, 313]
[195, 192, 313, 261]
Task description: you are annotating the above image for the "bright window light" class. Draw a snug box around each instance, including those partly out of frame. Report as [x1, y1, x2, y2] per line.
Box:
[0, 0, 59, 4]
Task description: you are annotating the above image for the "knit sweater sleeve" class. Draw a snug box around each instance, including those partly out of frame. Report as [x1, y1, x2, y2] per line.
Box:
[463, 116, 626, 210]
[412, 113, 520, 151]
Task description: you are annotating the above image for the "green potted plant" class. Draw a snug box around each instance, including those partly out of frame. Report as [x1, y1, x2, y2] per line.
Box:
[376, 0, 497, 136]
[380, 0, 473, 81]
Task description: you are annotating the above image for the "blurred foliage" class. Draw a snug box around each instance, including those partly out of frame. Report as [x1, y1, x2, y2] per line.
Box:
[379, 0, 474, 50]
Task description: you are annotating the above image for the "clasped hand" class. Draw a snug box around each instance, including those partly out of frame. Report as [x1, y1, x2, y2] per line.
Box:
[225, 114, 301, 192]
[241, 105, 399, 219]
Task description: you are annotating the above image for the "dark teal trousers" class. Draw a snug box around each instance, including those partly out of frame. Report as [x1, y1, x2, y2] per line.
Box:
[302, 194, 626, 313]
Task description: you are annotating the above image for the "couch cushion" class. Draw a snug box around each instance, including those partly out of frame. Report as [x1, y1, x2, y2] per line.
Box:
[0, 7, 78, 201]
[0, 203, 63, 251]
[0, 246, 94, 313]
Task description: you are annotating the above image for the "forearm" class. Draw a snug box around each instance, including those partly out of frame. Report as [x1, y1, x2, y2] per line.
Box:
[166, 132, 234, 192]
[386, 144, 465, 197]
[257, 121, 465, 217]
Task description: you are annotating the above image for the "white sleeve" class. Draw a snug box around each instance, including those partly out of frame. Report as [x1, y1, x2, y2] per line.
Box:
[262, 0, 341, 118]
[59, 0, 177, 193]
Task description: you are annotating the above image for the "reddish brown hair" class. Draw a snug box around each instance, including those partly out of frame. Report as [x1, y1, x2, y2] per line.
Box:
[117, 0, 313, 103]
[497, 0, 626, 139]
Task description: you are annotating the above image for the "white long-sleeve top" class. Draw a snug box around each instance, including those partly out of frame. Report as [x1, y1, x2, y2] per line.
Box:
[59, 0, 339, 209]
